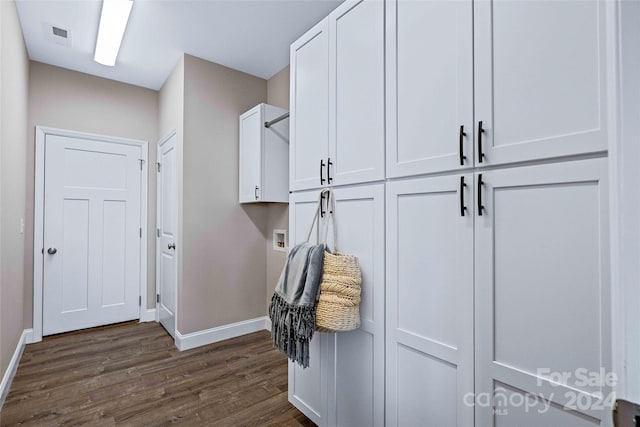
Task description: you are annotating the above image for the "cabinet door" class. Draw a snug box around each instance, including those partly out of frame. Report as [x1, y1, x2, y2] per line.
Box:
[326, 184, 385, 427]
[386, 175, 474, 426]
[474, 0, 610, 166]
[239, 106, 262, 203]
[288, 190, 330, 426]
[290, 20, 330, 192]
[386, 0, 474, 178]
[474, 159, 611, 426]
[328, 0, 385, 186]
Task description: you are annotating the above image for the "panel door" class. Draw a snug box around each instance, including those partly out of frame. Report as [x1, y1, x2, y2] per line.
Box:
[474, 158, 612, 426]
[474, 0, 609, 166]
[386, 174, 474, 426]
[328, 0, 385, 187]
[386, 0, 474, 178]
[326, 184, 385, 426]
[43, 135, 141, 335]
[239, 105, 262, 203]
[157, 133, 178, 338]
[288, 190, 330, 426]
[290, 19, 330, 192]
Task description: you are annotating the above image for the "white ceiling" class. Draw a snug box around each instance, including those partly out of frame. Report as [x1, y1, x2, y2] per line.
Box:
[15, 0, 342, 90]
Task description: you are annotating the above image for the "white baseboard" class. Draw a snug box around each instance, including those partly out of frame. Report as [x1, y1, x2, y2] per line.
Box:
[140, 308, 156, 323]
[264, 317, 272, 332]
[175, 316, 271, 351]
[0, 328, 32, 409]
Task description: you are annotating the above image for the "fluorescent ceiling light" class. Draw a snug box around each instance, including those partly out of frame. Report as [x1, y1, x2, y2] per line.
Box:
[94, 0, 134, 66]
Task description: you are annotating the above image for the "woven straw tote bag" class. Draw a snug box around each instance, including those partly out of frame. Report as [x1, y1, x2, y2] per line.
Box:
[315, 189, 362, 332]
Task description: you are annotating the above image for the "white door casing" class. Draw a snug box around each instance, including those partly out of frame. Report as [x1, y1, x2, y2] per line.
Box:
[386, 174, 474, 427]
[34, 127, 148, 341]
[474, 158, 611, 426]
[157, 131, 178, 339]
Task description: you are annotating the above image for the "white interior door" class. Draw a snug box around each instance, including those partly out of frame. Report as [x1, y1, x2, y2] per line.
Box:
[288, 190, 330, 426]
[328, 0, 385, 187]
[43, 134, 142, 336]
[157, 133, 178, 338]
[474, 0, 609, 165]
[386, 0, 474, 178]
[386, 174, 474, 427]
[326, 184, 385, 427]
[474, 158, 611, 426]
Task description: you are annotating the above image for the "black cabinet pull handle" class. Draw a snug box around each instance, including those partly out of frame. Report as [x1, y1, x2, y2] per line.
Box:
[320, 159, 326, 185]
[478, 121, 485, 163]
[477, 174, 485, 216]
[327, 158, 333, 184]
[320, 192, 326, 217]
[459, 125, 467, 166]
[460, 176, 467, 216]
[255, 185, 259, 200]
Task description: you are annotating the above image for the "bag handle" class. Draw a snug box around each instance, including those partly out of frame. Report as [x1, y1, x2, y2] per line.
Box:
[304, 189, 338, 252]
[320, 189, 338, 253]
[305, 188, 331, 243]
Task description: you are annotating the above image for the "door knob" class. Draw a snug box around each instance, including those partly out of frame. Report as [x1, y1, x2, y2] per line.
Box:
[47, 248, 57, 255]
[168, 243, 176, 250]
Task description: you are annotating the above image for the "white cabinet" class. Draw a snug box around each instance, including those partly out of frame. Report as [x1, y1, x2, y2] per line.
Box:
[386, 0, 474, 178]
[475, 158, 611, 426]
[385, 158, 611, 427]
[474, 0, 609, 166]
[239, 103, 289, 203]
[329, 0, 385, 187]
[289, 1, 616, 425]
[288, 184, 385, 427]
[386, 175, 474, 426]
[387, 0, 610, 178]
[288, 190, 331, 426]
[290, 0, 385, 191]
[290, 21, 330, 192]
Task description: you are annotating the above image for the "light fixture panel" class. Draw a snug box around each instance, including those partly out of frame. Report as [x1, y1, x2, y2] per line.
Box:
[94, 0, 134, 66]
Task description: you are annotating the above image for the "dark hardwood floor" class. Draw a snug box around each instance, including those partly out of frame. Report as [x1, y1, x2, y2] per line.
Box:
[1, 322, 315, 426]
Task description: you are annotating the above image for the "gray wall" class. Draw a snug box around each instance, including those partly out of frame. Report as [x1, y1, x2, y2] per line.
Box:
[27, 62, 159, 314]
[179, 54, 268, 334]
[265, 66, 290, 310]
[0, 0, 29, 377]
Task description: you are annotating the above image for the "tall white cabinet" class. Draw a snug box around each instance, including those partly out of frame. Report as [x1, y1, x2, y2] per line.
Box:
[289, 0, 616, 426]
[289, 185, 385, 427]
[290, 0, 384, 192]
[386, 174, 475, 426]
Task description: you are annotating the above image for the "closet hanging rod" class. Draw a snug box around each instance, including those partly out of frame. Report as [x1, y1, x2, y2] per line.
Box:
[264, 112, 289, 128]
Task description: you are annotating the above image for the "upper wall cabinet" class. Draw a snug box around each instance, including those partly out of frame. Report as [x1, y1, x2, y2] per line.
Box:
[386, 0, 474, 178]
[239, 103, 289, 203]
[290, 20, 330, 192]
[386, 0, 610, 179]
[474, 0, 609, 166]
[290, 0, 385, 191]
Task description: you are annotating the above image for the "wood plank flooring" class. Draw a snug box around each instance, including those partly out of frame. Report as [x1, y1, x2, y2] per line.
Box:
[1, 322, 315, 426]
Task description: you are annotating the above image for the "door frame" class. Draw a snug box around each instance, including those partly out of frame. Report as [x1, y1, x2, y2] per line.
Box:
[33, 126, 149, 343]
[155, 130, 178, 333]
